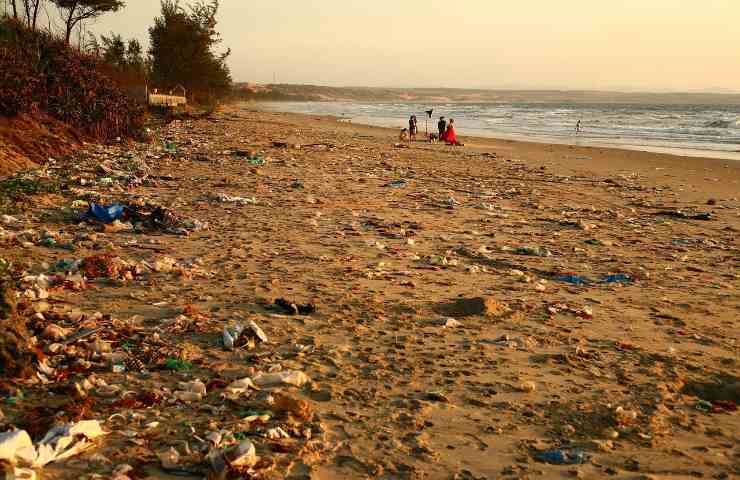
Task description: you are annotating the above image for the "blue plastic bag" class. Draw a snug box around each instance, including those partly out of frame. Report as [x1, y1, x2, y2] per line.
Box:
[536, 448, 587, 465]
[601, 274, 632, 284]
[556, 274, 592, 285]
[86, 203, 125, 223]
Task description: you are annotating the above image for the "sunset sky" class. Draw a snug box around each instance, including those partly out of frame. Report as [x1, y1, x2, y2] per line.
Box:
[88, 0, 740, 92]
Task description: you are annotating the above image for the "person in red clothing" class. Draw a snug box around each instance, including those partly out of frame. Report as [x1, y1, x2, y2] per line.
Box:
[444, 119, 463, 146]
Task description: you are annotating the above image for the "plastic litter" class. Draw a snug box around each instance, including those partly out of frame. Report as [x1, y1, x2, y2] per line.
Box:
[210, 193, 257, 205]
[601, 274, 632, 284]
[1, 214, 19, 225]
[253, 370, 310, 388]
[223, 378, 260, 400]
[175, 380, 207, 402]
[228, 439, 258, 467]
[164, 358, 192, 371]
[555, 274, 632, 285]
[386, 180, 407, 188]
[556, 274, 591, 285]
[0, 420, 106, 468]
[84, 203, 126, 223]
[248, 320, 268, 343]
[655, 210, 712, 221]
[223, 320, 268, 350]
[514, 246, 552, 257]
[535, 448, 587, 465]
[0, 430, 34, 462]
[223, 323, 244, 350]
[274, 298, 316, 315]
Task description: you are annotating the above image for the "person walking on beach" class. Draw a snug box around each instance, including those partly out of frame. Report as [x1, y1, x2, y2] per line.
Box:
[409, 115, 418, 141]
[438, 116, 447, 141]
[576, 119, 582, 134]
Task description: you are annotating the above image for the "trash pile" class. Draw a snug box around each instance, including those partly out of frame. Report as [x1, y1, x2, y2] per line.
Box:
[82, 201, 207, 236]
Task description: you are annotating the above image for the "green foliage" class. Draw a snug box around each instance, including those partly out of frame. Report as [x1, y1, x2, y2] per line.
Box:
[98, 33, 145, 74]
[149, 0, 232, 101]
[51, 0, 125, 43]
[0, 177, 60, 197]
[164, 358, 193, 371]
[101, 32, 126, 67]
[126, 38, 143, 70]
[0, 18, 144, 140]
[0, 176, 61, 213]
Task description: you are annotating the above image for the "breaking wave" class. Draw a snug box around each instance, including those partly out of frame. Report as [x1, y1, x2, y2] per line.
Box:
[705, 119, 739, 128]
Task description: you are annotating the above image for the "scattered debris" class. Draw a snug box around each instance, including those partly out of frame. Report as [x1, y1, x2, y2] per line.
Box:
[273, 298, 316, 315]
[535, 448, 588, 465]
[254, 370, 310, 388]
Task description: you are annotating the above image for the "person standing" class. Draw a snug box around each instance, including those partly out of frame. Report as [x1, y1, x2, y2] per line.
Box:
[445, 118, 463, 146]
[576, 119, 582, 134]
[438, 116, 447, 141]
[409, 115, 418, 141]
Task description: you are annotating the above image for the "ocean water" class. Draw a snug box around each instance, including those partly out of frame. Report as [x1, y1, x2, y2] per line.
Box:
[262, 101, 740, 160]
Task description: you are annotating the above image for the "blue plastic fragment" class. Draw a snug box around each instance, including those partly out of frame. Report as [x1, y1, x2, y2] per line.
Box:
[556, 274, 592, 285]
[536, 448, 587, 465]
[555, 274, 632, 285]
[86, 203, 125, 223]
[601, 274, 632, 284]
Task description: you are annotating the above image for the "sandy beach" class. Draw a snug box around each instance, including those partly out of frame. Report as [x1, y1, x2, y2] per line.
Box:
[1, 104, 738, 479]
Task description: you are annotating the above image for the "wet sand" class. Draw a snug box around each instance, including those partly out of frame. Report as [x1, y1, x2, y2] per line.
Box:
[1, 104, 738, 479]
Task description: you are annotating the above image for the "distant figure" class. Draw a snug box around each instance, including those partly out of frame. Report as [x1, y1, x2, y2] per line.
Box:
[438, 116, 447, 141]
[409, 115, 418, 141]
[576, 119, 582, 134]
[445, 119, 463, 146]
[399, 128, 409, 142]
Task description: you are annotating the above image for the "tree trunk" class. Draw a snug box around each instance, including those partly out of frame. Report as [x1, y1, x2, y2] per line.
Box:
[10, 0, 18, 18]
[23, 0, 31, 27]
[63, 0, 79, 44]
[31, 0, 39, 29]
[23, 0, 41, 29]
[65, 8, 75, 44]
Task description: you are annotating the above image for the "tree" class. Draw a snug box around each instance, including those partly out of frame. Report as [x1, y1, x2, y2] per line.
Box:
[100, 32, 125, 67]
[83, 31, 101, 56]
[8, 0, 19, 18]
[149, 0, 231, 100]
[20, 0, 43, 28]
[52, 0, 124, 44]
[125, 38, 143, 70]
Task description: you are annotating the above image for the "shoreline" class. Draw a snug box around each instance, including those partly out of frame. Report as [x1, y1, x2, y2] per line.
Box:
[246, 103, 740, 202]
[256, 101, 740, 162]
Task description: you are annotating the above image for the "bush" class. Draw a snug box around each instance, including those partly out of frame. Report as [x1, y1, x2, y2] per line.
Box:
[0, 17, 144, 140]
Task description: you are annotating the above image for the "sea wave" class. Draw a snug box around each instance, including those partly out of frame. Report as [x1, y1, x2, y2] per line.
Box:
[263, 101, 740, 157]
[705, 119, 739, 128]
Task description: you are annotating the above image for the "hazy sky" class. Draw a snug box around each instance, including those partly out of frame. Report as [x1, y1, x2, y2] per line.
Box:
[88, 0, 740, 92]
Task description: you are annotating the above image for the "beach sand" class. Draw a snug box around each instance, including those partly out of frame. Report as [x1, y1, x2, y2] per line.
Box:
[1, 104, 738, 479]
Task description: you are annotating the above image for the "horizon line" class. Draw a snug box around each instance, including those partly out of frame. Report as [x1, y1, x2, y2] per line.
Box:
[236, 82, 740, 96]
